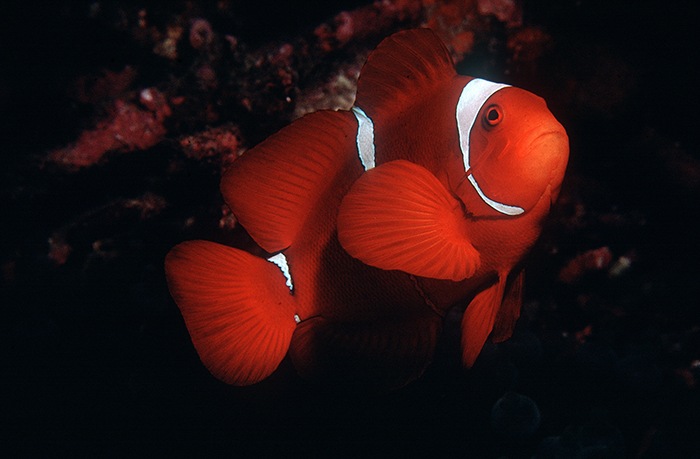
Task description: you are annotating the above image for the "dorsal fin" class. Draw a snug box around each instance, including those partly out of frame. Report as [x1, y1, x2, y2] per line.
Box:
[355, 28, 456, 119]
[221, 110, 358, 253]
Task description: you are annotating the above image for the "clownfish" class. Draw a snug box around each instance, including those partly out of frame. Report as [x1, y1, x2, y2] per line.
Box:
[165, 28, 569, 390]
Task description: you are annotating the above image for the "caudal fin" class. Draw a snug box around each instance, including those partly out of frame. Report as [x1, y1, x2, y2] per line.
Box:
[165, 240, 297, 386]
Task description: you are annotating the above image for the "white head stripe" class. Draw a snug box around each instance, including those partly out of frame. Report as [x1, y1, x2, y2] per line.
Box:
[267, 253, 293, 292]
[456, 78, 524, 216]
[457, 78, 510, 172]
[352, 106, 375, 171]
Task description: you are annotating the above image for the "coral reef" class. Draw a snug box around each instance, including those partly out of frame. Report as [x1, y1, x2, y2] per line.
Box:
[46, 89, 171, 169]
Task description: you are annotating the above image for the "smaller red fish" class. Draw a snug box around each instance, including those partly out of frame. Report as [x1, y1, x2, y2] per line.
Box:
[165, 29, 569, 390]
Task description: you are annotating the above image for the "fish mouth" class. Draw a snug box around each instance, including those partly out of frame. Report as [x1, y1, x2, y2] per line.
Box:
[522, 130, 568, 157]
[541, 131, 570, 200]
[521, 129, 569, 206]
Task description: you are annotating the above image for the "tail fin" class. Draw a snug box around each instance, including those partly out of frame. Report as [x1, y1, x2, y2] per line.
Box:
[165, 240, 297, 386]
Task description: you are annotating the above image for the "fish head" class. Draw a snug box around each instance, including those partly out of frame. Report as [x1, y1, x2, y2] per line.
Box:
[455, 81, 569, 217]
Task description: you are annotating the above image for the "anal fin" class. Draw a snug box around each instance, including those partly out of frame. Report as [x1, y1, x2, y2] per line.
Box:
[461, 275, 507, 367]
[165, 240, 297, 385]
[491, 269, 524, 343]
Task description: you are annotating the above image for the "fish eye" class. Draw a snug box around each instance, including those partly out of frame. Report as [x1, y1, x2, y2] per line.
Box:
[483, 105, 503, 127]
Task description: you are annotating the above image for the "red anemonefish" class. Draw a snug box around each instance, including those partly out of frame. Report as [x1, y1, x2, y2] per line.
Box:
[165, 28, 569, 390]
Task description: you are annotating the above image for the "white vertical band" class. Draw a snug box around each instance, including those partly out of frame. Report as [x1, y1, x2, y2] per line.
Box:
[456, 79, 524, 216]
[456, 78, 510, 172]
[267, 253, 293, 292]
[352, 106, 376, 171]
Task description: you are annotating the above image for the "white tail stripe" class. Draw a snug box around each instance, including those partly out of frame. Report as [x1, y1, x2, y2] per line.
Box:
[352, 106, 376, 171]
[267, 253, 293, 292]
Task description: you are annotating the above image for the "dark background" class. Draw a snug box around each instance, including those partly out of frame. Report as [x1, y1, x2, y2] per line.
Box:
[2, 1, 699, 457]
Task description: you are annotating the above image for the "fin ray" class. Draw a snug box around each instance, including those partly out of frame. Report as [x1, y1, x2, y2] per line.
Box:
[165, 240, 296, 385]
[355, 29, 456, 120]
[221, 110, 359, 253]
[461, 275, 507, 367]
[337, 160, 480, 281]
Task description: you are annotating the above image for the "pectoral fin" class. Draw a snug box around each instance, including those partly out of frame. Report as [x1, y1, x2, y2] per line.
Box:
[337, 160, 480, 281]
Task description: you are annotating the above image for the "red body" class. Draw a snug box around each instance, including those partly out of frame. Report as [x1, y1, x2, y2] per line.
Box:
[165, 29, 569, 390]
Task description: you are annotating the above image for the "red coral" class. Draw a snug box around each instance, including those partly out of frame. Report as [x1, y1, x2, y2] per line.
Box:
[189, 18, 214, 51]
[46, 192, 167, 266]
[313, 0, 505, 64]
[178, 123, 244, 171]
[219, 204, 237, 230]
[123, 191, 168, 219]
[48, 236, 73, 266]
[507, 27, 550, 63]
[449, 29, 475, 56]
[313, 0, 424, 53]
[477, 0, 522, 28]
[73, 66, 138, 104]
[47, 88, 171, 170]
[294, 62, 363, 117]
[558, 247, 614, 284]
[195, 65, 218, 90]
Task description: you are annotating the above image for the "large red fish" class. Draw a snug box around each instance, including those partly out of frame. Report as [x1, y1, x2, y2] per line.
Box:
[165, 29, 569, 390]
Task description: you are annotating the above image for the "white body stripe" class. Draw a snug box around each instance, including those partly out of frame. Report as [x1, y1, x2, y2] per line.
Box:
[267, 253, 293, 292]
[352, 106, 376, 171]
[456, 79, 524, 216]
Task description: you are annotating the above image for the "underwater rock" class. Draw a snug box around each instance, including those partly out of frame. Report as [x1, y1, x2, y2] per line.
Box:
[490, 391, 541, 441]
[557, 247, 613, 284]
[45, 84, 172, 171]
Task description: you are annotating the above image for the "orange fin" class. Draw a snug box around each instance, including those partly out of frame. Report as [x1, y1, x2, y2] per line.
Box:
[491, 269, 524, 343]
[165, 240, 297, 385]
[337, 160, 480, 281]
[355, 28, 456, 120]
[220, 110, 359, 253]
[289, 309, 442, 391]
[461, 275, 507, 367]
